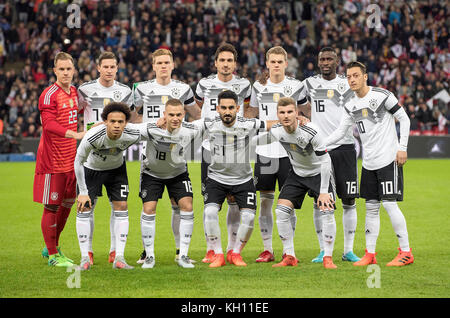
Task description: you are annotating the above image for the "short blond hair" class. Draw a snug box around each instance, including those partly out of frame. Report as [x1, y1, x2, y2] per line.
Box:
[54, 52, 74, 67]
[266, 46, 287, 61]
[277, 96, 296, 109]
[152, 49, 173, 64]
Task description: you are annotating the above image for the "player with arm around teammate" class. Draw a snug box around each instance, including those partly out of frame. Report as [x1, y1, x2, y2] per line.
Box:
[194, 43, 252, 264]
[75, 102, 140, 270]
[326, 61, 413, 267]
[77, 51, 135, 265]
[133, 48, 200, 264]
[130, 99, 202, 269]
[299, 47, 360, 263]
[259, 97, 337, 269]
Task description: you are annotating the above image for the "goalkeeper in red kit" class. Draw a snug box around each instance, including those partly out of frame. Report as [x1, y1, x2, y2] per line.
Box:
[33, 52, 85, 267]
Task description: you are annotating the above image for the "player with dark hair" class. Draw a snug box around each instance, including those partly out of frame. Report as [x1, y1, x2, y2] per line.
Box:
[35, 52, 85, 267]
[77, 51, 135, 265]
[195, 43, 252, 264]
[74, 102, 140, 270]
[299, 47, 361, 263]
[326, 61, 414, 267]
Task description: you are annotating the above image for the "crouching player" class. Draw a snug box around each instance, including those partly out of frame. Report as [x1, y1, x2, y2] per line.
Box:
[74, 102, 140, 270]
[260, 97, 337, 269]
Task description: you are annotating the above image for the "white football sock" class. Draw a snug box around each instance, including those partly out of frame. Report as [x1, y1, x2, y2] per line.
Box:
[88, 199, 97, 253]
[382, 200, 410, 252]
[179, 210, 194, 257]
[76, 210, 92, 258]
[109, 202, 115, 253]
[313, 203, 324, 251]
[275, 204, 295, 257]
[114, 210, 129, 257]
[171, 205, 180, 250]
[342, 203, 357, 254]
[203, 210, 213, 252]
[365, 200, 381, 254]
[141, 212, 156, 258]
[322, 211, 336, 257]
[204, 203, 222, 254]
[233, 209, 255, 254]
[258, 193, 274, 253]
[226, 202, 240, 252]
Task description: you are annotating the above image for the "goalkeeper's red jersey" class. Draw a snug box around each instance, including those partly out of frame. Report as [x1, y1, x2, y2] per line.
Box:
[35, 83, 79, 174]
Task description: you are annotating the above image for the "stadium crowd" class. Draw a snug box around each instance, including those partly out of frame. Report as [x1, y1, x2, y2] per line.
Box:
[0, 0, 448, 150]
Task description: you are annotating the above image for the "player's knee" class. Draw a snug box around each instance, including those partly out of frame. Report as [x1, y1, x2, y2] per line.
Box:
[366, 200, 380, 215]
[241, 209, 255, 227]
[112, 201, 127, 211]
[177, 197, 193, 212]
[204, 203, 220, 221]
[275, 204, 293, 222]
[226, 195, 235, 203]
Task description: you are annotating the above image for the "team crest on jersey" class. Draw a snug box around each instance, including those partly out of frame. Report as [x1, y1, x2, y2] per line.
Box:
[290, 144, 298, 151]
[51, 192, 59, 201]
[337, 83, 346, 93]
[273, 93, 280, 102]
[103, 98, 111, 106]
[296, 136, 306, 145]
[327, 89, 334, 98]
[369, 99, 378, 109]
[171, 88, 181, 98]
[283, 86, 292, 96]
[109, 148, 118, 155]
[69, 99, 74, 108]
[113, 91, 122, 101]
[231, 84, 240, 94]
[161, 95, 169, 104]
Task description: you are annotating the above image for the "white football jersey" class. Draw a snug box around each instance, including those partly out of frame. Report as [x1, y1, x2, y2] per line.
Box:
[74, 124, 141, 195]
[268, 122, 328, 178]
[77, 79, 133, 130]
[195, 116, 266, 185]
[303, 74, 355, 150]
[250, 77, 307, 158]
[130, 122, 202, 179]
[330, 86, 401, 170]
[195, 74, 252, 119]
[133, 79, 195, 122]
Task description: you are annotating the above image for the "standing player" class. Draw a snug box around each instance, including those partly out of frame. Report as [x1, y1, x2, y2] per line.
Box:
[258, 97, 337, 269]
[195, 43, 252, 263]
[132, 99, 201, 269]
[201, 90, 278, 268]
[133, 48, 201, 263]
[75, 102, 140, 270]
[246, 46, 307, 263]
[77, 51, 134, 265]
[326, 61, 414, 266]
[299, 47, 360, 263]
[34, 52, 85, 267]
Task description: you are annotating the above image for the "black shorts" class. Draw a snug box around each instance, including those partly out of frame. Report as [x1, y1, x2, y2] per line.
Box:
[360, 161, 404, 201]
[139, 171, 193, 204]
[254, 155, 292, 191]
[279, 170, 336, 210]
[201, 147, 211, 195]
[329, 144, 359, 199]
[203, 177, 257, 210]
[82, 162, 129, 202]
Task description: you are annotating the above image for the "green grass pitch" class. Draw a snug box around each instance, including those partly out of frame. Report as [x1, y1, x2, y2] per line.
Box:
[0, 159, 449, 298]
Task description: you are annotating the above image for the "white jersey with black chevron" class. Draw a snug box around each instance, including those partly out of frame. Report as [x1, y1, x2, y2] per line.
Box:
[133, 79, 195, 122]
[303, 74, 355, 150]
[77, 79, 133, 130]
[129, 121, 202, 179]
